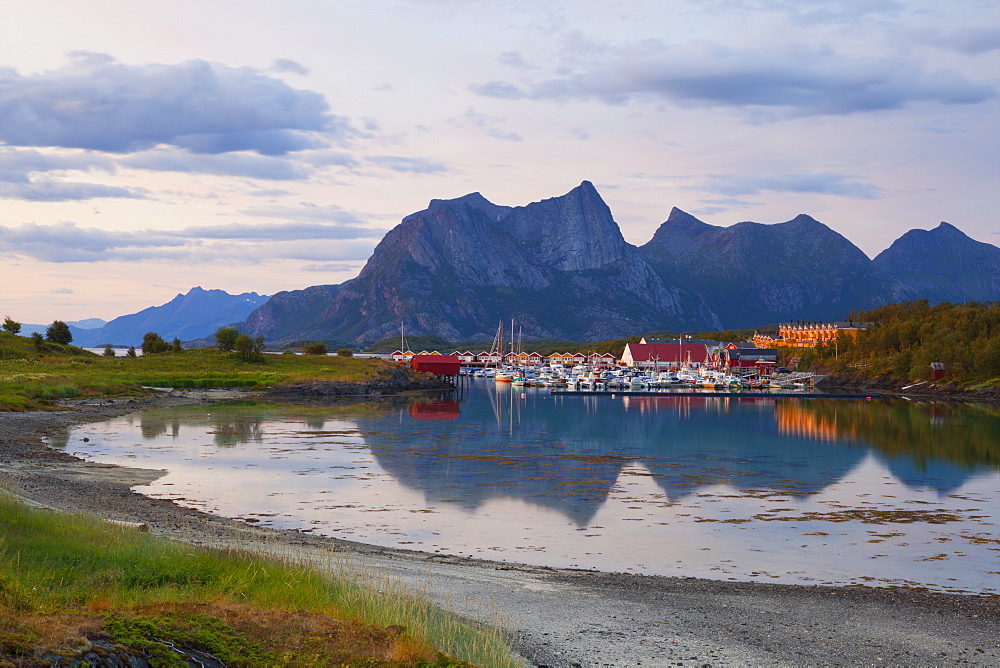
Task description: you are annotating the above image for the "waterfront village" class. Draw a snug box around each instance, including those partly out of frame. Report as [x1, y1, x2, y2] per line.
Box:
[389, 320, 871, 391]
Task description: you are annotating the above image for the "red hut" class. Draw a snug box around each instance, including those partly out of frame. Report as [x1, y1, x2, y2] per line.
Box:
[409, 354, 461, 375]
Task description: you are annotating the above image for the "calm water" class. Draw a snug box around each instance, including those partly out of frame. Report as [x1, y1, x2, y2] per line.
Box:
[55, 382, 1000, 594]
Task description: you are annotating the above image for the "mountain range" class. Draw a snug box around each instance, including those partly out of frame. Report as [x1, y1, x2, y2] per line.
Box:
[236, 181, 998, 344]
[35, 183, 994, 347]
[64, 287, 269, 347]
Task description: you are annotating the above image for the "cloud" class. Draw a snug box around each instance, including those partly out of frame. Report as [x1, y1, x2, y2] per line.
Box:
[120, 149, 314, 180]
[471, 41, 995, 118]
[239, 203, 371, 226]
[0, 53, 351, 154]
[0, 149, 116, 181]
[910, 26, 1000, 56]
[245, 188, 294, 198]
[704, 172, 879, 199]
[365, 156, 448, 173]
[270, 58, 310, 75]
[0, 221, 188, 262]
[184, 220, 377, 240]
[0, 218, 382, 263]
[301, 262, 362, 272]
[448, 109, 523, 141]
[497, 51, 535, 69]
[0, 148, 144, 201]
[0, 181, 144, 202]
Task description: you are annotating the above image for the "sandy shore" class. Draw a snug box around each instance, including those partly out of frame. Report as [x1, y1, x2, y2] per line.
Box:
[1, 391, 997, 667]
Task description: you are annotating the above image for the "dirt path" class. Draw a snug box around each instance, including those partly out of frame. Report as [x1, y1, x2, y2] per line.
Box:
[1, 392, 997, 667]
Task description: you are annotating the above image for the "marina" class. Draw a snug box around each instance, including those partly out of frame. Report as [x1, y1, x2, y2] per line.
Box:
[549, 389, 878, 399]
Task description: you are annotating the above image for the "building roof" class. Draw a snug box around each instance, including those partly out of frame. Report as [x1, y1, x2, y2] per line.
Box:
[780, 321, 874, 329]
[624, 342, 709, 362]
[641, 337, 720, 346]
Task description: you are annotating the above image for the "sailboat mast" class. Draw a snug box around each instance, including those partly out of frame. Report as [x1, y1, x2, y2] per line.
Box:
[510, 319, 515, 362]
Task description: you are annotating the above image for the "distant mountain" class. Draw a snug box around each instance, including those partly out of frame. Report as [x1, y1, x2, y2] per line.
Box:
[18, 318, 107, 339]
[234, 183, 997, 344]
[639, 208, 915, 327]
[242, 182, 719, 343]
[68, 318, 106, 330]
[873, 222, 1000, 304]
[240, 284, 343, 341]
[74, 287, 269, 347]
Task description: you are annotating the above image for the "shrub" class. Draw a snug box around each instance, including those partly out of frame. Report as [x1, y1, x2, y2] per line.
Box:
[31, 332, 44, 352]
[45, 320, 72, 345]
[126, 346, 137, 358]
[215, 327, 240, 352]
[234, 334, 265, 362]
[303, 342, 328, 355]
[103, 344, 116, 357]
[337, 348, 354, 357]
[142, 332, 170, 355]
[2, 316, 21, 335]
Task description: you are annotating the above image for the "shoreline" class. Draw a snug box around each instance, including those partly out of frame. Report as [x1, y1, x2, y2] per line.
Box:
[1, 390, 998, 666]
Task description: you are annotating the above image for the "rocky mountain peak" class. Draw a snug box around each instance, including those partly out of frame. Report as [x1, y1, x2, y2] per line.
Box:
[873, 221, 1000, 303]
[502, 180, 629, 271]
[644, 208, 716, 258]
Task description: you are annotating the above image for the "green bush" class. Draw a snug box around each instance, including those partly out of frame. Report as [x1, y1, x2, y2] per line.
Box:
[214, 327, 239, 352]
[303, 342, 328, 355]
[234, 334, 265, 362]
[45, 321, 72, 345]
[141, 332, 170, 355]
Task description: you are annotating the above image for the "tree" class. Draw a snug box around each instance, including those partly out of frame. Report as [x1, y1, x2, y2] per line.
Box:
[234, 334, 265, 362]
[45, 320, 72, 345]
[303, 342, 328, 355]
[215, 327, 239, 351]
[141, 332, 170, 355]
[103, 344, 116, 357]
[172, 337, 183, 353]
[31, 332, 44, 351]
[126, 346, 137, 358]
[2, 316, 21, 335]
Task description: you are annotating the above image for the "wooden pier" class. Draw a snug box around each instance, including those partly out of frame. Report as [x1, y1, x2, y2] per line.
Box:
[548, 390, 879, 399]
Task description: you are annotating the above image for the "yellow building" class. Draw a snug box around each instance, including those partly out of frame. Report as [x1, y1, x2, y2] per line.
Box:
[753, 321, 872, 348]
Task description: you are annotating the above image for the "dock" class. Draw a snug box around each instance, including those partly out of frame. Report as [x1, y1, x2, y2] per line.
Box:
[549, 390, 879, 399]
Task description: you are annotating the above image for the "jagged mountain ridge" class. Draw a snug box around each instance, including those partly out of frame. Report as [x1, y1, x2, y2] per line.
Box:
[873, 222, 1000, 304]
[639, 208, 915, 328]
[74, 287, 270, 347]
[243, 182, 719, 343]
[237, 182, 997, 344]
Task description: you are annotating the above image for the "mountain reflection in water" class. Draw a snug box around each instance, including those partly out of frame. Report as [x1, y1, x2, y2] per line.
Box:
[58, 384, 1000, 593]
[359, 390, 998, 525]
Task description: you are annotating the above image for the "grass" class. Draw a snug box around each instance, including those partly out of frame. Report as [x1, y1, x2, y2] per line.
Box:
[0, 332, 404, 411]
[0, 487, 519, 666]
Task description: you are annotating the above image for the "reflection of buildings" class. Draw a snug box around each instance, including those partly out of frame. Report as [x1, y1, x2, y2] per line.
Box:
[775, 401, 858, 443]
[408, 401, 460, 421]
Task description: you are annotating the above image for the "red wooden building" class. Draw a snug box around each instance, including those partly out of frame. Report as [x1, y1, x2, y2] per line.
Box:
[409, 354, 461, 375]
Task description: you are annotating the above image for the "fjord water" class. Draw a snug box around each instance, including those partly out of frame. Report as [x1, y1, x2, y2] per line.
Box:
[59, 383, 999, 594]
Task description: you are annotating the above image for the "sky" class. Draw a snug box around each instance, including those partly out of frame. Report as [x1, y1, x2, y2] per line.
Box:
[1, 0, 998, 324]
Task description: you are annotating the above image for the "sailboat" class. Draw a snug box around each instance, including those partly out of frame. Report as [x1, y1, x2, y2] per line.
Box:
[492, 320, 516, 382]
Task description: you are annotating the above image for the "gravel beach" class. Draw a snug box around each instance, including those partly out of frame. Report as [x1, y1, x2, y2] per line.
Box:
[1, 391, 997, 667]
